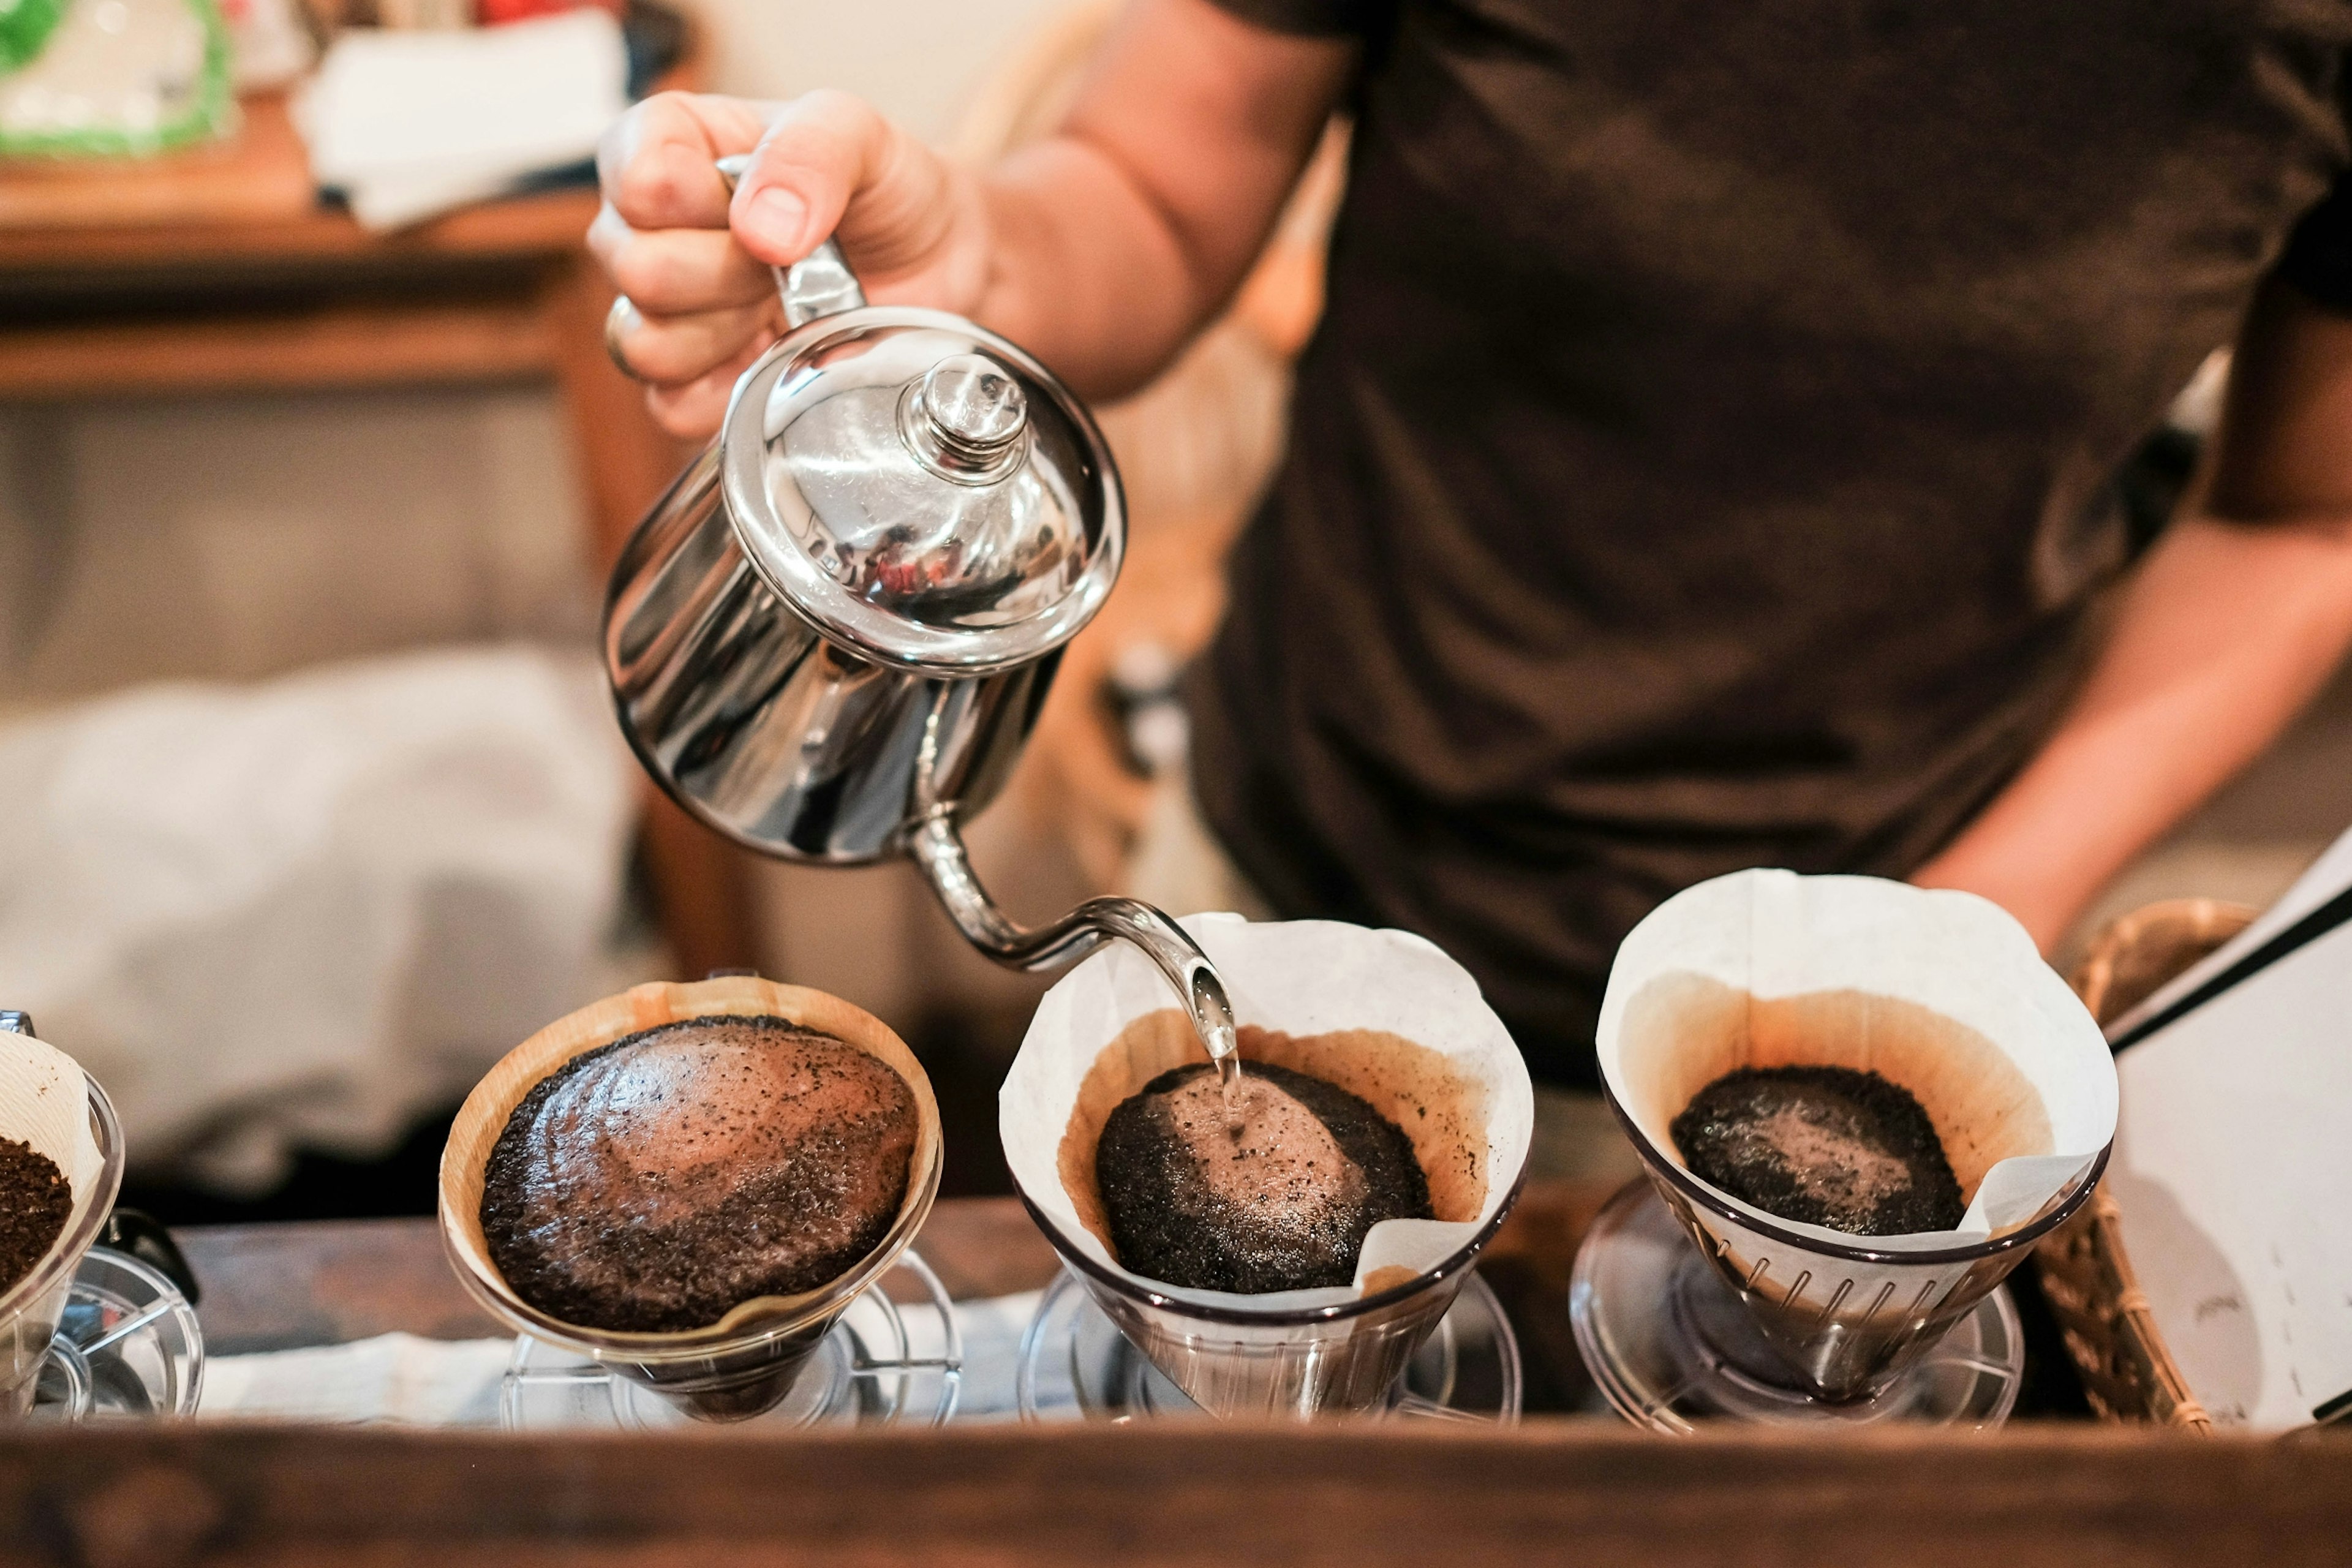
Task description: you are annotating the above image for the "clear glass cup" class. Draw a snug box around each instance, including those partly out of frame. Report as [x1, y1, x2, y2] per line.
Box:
[1014, 1170, 1525, 1419]
[1609, 1091, 2106, 1402]
[439, 977, 943, 1423]
[0, 1074, 124, 1417]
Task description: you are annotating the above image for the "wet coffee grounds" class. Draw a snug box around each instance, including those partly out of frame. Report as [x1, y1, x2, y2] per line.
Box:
[1671, 1065, 1963, 1235]
[0, 1137, 72, 1294]
[1095, 1061, 1431, 1293]
[481, 1016, 916, 1333]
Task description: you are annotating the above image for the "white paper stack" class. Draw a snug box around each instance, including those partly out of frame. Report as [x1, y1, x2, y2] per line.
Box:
[295, 12, 628, 230]
[2106, 827, 2352, 1431]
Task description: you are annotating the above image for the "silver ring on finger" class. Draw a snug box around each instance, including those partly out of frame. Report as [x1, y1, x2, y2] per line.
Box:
[604, 294, 647, 382]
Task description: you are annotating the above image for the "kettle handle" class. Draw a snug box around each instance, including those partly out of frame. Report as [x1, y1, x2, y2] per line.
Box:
[715, 154, 870, 328]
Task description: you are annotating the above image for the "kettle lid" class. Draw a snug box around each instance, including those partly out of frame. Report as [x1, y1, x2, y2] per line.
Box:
[718, 300, 1124, 676]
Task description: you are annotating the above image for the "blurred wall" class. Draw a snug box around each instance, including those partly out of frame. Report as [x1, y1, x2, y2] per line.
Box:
[0, 389, 592, 712]
[681, 0, 1069, 141]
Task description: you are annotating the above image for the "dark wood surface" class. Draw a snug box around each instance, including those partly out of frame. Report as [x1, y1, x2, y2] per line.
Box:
[4, 1422, 2346, 1567]
[179, 1184, 2134, 1422]
[177, 1217, 499, 1356]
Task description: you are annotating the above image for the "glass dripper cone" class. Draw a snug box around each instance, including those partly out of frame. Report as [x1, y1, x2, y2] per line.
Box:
[1570, 1177, 2028, 1430]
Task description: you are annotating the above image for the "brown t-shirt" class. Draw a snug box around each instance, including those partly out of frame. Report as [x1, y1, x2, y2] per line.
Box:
[1186, 0, 2352, 1086]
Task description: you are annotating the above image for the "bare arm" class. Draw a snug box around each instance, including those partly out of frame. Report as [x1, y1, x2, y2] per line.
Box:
[592, 0, 1352, 435]
[1913, 279, 2352, 949]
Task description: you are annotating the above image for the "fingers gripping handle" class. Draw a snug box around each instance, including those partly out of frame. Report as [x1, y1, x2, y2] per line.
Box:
[778, 240, 866, 329]
[716, 153, 868, 328]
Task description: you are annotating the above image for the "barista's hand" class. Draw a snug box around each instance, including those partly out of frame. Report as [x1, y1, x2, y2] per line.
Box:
[591, 90, 988, 439]
[594, 0, 1349, 435]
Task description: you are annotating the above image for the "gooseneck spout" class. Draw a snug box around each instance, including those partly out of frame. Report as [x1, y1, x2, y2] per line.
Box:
[908, 813, 1240, 1079]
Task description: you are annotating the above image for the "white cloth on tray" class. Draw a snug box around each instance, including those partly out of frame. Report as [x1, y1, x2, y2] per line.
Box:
[199, 1333, 514, 1427]
[193, 1289, 1055, 1427]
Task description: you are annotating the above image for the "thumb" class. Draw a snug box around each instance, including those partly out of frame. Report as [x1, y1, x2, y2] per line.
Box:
[730, 89, 892, 268]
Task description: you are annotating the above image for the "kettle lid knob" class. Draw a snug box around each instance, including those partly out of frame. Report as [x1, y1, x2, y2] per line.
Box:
[907, 353, 1029, 480]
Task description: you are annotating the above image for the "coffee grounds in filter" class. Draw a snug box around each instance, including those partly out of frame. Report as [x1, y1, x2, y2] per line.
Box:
[1670, 1065, 1964, 1237]
[0, 1137, 71, 1295]
[1095, 1061, 1432, 1293]
[480, 1016, 916, 1333]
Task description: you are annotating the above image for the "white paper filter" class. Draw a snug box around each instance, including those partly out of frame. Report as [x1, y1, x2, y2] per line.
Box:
[1597, 870, 2116, 1250]
[0, 1029, 104, 1283]
[1003, 916, 1535, 1310]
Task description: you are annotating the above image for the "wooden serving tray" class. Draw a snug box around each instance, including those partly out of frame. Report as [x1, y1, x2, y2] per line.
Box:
[3, 1422, 2350, 1566]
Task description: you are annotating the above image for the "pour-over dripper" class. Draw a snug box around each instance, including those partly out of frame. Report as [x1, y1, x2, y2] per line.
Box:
[1002, 917, 1534, 1417]
[0, 1015, 125, 1418]
[1579, 869, 2117, 1408]
[439, 977, 942, 1423]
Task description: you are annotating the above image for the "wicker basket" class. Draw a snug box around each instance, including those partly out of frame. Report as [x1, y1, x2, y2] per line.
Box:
[2035, 897, 2256, 1430]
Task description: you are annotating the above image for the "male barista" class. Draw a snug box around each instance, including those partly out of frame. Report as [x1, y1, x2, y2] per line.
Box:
[591, 1, 2352, 1095]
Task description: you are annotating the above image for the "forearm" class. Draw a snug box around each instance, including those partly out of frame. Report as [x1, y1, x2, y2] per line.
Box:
[1917, 281, 2352, 948]
[971, 0, 1351, 396]
[1914, 510, 2352, 948]
[973, 141, 1235, 398]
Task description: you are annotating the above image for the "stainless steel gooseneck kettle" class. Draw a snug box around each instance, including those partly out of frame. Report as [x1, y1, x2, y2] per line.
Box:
[602, 159, 1238, 1068]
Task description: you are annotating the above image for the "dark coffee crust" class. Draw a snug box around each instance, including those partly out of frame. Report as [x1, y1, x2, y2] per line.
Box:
[1096, 1061, 1432, 1294]
[0, 1137, 72, 1295]
[1670, 1065, 1964, 1236]
[480, 1016, 914, 1333]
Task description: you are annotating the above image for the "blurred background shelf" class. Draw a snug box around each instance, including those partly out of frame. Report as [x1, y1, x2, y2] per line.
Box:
[0, 298, 563, 396]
